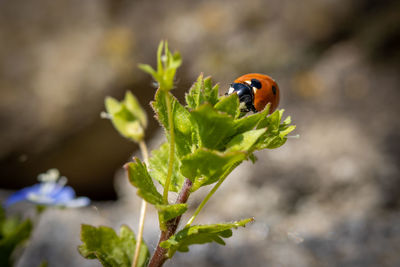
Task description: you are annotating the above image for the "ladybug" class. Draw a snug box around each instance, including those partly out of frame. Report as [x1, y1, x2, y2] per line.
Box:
[226, 73, 280, 113]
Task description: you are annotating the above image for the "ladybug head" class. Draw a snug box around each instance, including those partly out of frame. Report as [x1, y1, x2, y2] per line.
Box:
[229, 73, 280, 114]
[226, 82, 256, 112]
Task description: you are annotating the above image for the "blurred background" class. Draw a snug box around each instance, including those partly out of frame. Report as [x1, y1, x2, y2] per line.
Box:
[1, 0, 400, 266]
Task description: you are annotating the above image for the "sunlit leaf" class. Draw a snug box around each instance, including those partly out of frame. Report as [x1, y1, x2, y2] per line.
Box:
[226, 129, 266, 153]
[79, 224, 149, 267]
[180, 148, 246, 191]
[139, 41, 181, 91]
[233, 104, 270, 134]
[124, 91, 147, 128]
[125, 158, 163, 205]
[156, 204, 188, 231]
[214, 94, 240, 118]
[152, 89, 193, 157]
[254, 110, 297, 150]
[185, 74, 219, 109]
[149, 143, 185, 192]
[190, 104, 235, 150]
[160, 218, 254, 258]
[104, 92, 147, 142]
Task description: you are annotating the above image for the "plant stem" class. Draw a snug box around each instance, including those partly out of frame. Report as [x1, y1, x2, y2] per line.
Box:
[132, 200, 147, 267]
[148, 178, 192, 267]
[132, 140, 150, 267]
[163, 92, 175, 204]
[185, 162, 241, 227]
[139, 140, 150, 165]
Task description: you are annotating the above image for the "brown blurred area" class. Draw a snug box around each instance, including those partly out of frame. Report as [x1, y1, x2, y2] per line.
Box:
[1, 0, 400, 266]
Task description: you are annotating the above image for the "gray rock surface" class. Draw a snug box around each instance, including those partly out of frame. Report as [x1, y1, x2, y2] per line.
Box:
[1, 0, 399, 266]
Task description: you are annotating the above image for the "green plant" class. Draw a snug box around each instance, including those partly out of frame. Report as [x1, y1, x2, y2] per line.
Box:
[0, 206, 32, 267]
[2, 168, 90, 267]
[79, 41, 296, 267]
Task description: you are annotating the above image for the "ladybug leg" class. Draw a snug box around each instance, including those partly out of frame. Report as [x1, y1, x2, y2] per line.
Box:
[239, 94, 255, 113]
[244, 99, 257, 113]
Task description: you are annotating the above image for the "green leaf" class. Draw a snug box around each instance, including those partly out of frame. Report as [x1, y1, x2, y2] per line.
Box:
[180, 148, 246, 191]
[156, 40, 164, 75]
[160, 218, 254, 258]
[152, 89, 193, 157]
[112, 116, 144, 142]
[163, 43, 182, 90]
[204, 77, 219, 107]
[0, 209, 33, 267]
[233, 104, 270, 134]
[257, 108, 283, 132]
[190, 104, 235, 150]
[249, 153, 258, 163]
[254, 109, 297, 150]
[185, 74, 203, 109]
[156, 204, 188, 231]
[138, 64, 160, 81]
[283, 115, 292, 125]
[125, 158, 163, 205]
[139, 41, 181, 91]
[149, 142, 185, 192]
[280, 125, 296, 138]
[79, 224, 149, 267]
[226, 128, 266, 153]
[104, 97, 121, 115]
[278, 115, 296, 139]
[104, 91, 147, 142]
[124, 91, 147, 128]
[185, 74, 219, 109]
[214, 93, 240, 118]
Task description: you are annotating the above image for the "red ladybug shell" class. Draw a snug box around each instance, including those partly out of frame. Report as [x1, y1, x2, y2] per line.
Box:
[234, 73, 280, 113]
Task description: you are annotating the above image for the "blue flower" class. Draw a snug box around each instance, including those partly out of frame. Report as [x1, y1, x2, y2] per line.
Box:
[4, 169, 90, 208]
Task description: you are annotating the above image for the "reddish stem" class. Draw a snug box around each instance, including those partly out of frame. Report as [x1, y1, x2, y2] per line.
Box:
[148, 178, 192, 267]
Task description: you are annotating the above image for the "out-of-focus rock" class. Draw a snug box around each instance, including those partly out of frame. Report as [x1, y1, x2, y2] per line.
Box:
[1, 0, 400, 266]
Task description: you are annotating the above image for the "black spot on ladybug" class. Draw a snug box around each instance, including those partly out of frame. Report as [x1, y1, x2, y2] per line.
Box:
[251, 79, 262, 89]
[272, 85, 277, 95]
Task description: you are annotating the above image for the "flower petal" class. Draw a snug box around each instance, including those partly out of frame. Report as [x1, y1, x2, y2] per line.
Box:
[4, 184, 42, 207]
[63, 197, 91, 208]
[52, 186, 76, 204]
[3, 175, 90, 209]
